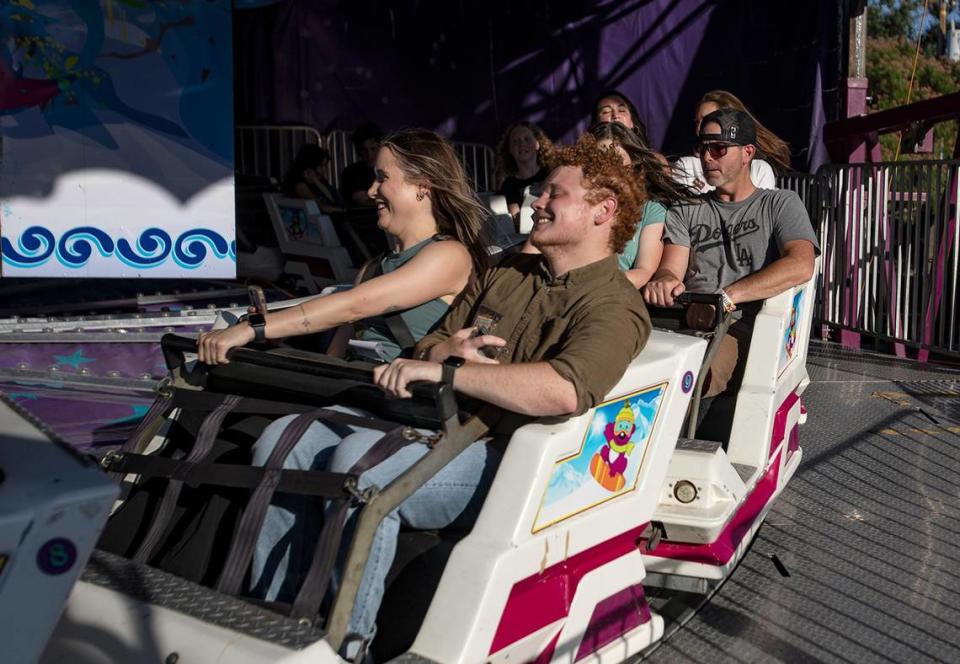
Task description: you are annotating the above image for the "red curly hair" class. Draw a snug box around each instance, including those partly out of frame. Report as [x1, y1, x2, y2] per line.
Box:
[542, 135, 647, 253]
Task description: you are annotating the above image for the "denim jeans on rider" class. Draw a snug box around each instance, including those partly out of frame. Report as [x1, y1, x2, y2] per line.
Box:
[248, 407, 502, 649]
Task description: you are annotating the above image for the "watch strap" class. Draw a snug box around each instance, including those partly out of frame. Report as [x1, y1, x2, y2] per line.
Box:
[441, 356, 465, 386]
[247, 313, 266, 342]
[441, 362, 456, 386]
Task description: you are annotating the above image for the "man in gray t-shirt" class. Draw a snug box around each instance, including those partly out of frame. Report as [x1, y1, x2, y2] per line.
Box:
[664, 187, 819, 298]
[643, 108, 819, 401]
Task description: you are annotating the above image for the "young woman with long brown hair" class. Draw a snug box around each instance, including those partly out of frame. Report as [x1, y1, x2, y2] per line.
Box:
[197, 128, 490, 364]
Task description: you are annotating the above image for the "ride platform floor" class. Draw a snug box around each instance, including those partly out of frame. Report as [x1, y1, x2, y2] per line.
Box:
[642, 340, 960, 664]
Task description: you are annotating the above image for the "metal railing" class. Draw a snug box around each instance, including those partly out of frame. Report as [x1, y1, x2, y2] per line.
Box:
[454, 141, 497, 192]
[235, 125, 323, 183]
[781, 161, 960, 359]
[235, 125, 497, 193]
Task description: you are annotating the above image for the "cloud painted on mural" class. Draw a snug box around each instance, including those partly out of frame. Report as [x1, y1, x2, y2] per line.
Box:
[0, 0, 234, 202]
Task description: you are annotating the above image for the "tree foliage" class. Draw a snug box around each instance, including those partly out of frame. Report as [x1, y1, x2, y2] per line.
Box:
[866, 1, 960, 158]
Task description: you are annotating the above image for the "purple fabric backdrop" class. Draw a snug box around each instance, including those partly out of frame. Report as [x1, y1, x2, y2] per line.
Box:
[235, 0, 844, 169]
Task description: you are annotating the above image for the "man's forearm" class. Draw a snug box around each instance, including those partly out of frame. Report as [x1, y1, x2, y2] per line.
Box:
[650, 265, 683, 281]
[725, 254, 814, 304]
[454, 362, 578, 416]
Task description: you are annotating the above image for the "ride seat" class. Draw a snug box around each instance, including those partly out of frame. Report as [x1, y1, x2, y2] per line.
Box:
[373, 527, 469, 661]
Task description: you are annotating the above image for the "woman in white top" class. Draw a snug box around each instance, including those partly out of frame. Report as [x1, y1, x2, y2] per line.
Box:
[673, 89, 791, 194]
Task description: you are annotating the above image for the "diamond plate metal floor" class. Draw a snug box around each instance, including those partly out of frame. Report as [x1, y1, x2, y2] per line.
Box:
[643, 341, 960, 664]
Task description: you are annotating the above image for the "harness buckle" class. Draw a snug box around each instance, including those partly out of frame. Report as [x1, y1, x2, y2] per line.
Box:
[156, 376, 174, 398]
[100, 449, 123, 471]
[343, 477, 378, 505]
[402, 426, 441, 448]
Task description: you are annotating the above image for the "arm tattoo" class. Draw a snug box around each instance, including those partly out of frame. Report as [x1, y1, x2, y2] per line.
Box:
[298, 303, 311, 332]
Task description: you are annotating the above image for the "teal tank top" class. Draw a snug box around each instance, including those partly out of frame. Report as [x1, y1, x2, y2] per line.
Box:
[355, 236, 452, 361]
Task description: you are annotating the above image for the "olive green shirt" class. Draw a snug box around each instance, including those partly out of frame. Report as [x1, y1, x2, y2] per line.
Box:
[415, 253, 651, 427]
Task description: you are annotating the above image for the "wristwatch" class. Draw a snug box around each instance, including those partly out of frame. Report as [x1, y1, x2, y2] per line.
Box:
[441, 356, 466, 387]
[718, 289, 737, 314]
[246, 313, 267, 342]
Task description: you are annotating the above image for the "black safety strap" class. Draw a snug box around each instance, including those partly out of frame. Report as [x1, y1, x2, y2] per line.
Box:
[359, 255, 417, 354]
[290, 424, 429, 620]
[132, 394, 243, 564]
[216, 408, 346, 595]
[357, 233, 449, 356]
[104, 452, 353, 496]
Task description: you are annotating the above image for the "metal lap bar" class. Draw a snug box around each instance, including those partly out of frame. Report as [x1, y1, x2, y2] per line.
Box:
[324, 400, 496, 650]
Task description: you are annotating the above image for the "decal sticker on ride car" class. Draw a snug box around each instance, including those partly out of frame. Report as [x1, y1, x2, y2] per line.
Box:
[778, 289, 804, 375]
[533, 383, 666, 531]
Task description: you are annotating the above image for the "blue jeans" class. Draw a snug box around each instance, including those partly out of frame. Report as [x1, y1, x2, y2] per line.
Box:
[248, 407, 501, 642]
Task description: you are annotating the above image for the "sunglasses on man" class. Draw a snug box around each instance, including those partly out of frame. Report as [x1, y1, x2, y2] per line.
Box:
[696, 142, 739, 159]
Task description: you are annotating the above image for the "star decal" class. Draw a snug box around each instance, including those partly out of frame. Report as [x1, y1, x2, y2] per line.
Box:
[53, 349, 97, 370]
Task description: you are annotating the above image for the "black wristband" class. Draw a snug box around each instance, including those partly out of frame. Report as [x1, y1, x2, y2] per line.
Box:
[247, 313, 266, 343]
[441, 356, 466, 386]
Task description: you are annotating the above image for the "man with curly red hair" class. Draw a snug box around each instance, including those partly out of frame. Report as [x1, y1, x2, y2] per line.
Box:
[382, 134, 651, 414]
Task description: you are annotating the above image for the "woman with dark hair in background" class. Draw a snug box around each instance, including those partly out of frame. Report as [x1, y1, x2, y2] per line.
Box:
[281, 144, 344, 214]
[494, 120, 553, 219]
[198, 128, 490, 365]
[673, 89, 789, 194]
[591, 121, 695, 288]
[592, 89, 669, 169]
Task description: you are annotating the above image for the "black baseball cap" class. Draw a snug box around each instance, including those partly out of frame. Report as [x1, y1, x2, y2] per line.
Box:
[698, 108, 757, 146]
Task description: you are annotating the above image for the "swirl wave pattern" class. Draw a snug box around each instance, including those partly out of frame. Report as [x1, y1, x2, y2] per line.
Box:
[1, 226, 236, 270]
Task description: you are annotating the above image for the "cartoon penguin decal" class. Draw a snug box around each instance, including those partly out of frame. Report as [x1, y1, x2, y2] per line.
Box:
[589, 401, 637, 492]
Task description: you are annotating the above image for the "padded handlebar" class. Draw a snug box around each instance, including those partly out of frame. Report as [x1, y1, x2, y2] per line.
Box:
[675, 292, 723, 306]
[674, 293, 726, 330]
[161, 334, 456, 419]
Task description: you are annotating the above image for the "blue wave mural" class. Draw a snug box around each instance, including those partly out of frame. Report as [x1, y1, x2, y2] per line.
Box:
[2, 226, 236, 270]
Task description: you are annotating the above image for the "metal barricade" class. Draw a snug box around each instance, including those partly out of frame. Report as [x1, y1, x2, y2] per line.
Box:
[780, 161, 960, 359]
[235, 125, 323, 182]
[235, 126, 496, 194]
[454, 142, 497, 192]
[324, 129, 355, 191]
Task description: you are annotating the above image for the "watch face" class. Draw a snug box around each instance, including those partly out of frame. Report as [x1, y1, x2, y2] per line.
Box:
[445, 356, 466, 368]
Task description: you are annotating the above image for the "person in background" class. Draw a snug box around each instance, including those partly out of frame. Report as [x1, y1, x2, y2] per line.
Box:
[590, 121, 696, 288]
[592, 89, 669, 169]
[340, 122, 384, 207]
[494, 121, 553, 220]
[282, 144, 343, 214]
[672, 90, 790, 194]
[645, 109, 818, 430]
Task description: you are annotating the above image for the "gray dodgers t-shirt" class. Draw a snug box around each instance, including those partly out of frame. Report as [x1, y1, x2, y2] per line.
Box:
[663, 188, 819, 294]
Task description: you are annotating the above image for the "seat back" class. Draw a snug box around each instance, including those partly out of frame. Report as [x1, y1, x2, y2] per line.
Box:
[262, 193, 356, 291]
[724, 260, 820, 471]
[517, 187, 537, 233]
